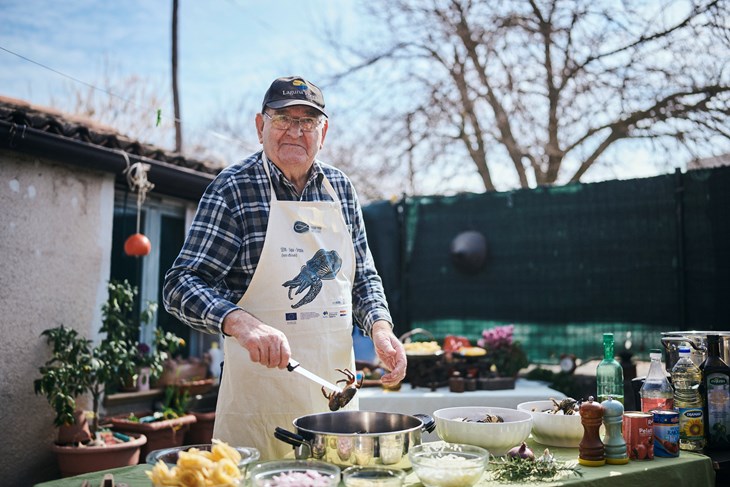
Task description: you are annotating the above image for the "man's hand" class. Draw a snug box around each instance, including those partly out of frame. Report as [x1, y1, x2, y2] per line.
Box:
[223, 309, 291, 368]
[371, 320, 407, 386]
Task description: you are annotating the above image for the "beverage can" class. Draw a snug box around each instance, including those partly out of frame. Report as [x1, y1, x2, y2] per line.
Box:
[623, 412, 654, 460]
[653, 410, 680, 457]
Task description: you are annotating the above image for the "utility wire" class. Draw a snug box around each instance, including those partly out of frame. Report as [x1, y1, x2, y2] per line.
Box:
[0, 44, 258, 153]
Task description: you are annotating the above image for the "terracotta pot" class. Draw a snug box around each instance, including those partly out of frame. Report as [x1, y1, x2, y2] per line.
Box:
[110, 412, 197, 459]
[57, 410, 92, 445]
[51, 433, 146, 477]
[186, 410, 216, 444]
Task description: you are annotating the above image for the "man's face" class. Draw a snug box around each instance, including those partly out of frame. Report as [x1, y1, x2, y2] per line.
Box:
[256, 106, 328, 173]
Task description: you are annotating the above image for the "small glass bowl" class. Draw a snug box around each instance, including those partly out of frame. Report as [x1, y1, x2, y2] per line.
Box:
[342, 465, 407, 486]
[408, 443, 488, 487]
[248, 459, 341, 487]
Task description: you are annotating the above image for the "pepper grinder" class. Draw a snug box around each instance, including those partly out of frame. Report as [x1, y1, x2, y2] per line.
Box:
[579, 396, 606, 466]
[601, 396, 629, 464]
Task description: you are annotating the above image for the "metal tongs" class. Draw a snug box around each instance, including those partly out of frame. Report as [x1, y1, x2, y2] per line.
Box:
[287, 359, 342, 392]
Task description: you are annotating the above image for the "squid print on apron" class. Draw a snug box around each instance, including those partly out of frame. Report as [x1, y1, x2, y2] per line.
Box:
[214, 154, 357, 460]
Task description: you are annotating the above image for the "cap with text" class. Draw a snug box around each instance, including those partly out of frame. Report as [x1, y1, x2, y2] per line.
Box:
[261, 76, 327, 117]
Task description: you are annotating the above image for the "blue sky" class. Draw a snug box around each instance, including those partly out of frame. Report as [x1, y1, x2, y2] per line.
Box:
[0, 0, 359, 144]
[0, 0, 696, 192]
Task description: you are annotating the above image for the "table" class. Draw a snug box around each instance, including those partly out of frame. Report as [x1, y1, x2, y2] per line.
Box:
[34, 438, 716, 487]
[358, 379, 565, 441]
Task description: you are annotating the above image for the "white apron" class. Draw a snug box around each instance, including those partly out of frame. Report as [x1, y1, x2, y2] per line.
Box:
[213, 155, 357, 460]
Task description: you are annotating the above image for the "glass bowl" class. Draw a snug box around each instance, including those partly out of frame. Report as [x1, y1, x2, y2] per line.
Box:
[408, 443, 488, 487]
[145, 443, 260, 471]
[248, 459, 341, 487]
[342, 465, 407, 486]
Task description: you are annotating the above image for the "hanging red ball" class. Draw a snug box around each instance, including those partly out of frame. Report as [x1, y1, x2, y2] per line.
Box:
[124, 233, 152, 257]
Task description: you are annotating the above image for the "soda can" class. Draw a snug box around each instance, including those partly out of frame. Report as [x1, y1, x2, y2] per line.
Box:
[653, 410, 680, 457]
[623, 411, 654, 460]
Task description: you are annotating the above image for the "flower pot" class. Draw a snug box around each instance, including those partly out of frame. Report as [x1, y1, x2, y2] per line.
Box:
[109, 412, 197, 459]
[137, 366, 152, 391]
[51, 433, 147, 477]
[56, 410, 92, 445]
[186, 410, 216, 444]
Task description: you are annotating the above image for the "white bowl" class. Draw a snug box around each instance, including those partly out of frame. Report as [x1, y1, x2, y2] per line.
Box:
[408, 443, 488, 487]
[432, 406, 532, 456]
[516, 400, 584, 448]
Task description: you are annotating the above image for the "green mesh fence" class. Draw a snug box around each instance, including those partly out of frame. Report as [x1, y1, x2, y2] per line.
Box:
[362, 167, 730, 364]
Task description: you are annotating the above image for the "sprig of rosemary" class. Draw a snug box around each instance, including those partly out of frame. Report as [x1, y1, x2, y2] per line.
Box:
[490, 455, 583, 482]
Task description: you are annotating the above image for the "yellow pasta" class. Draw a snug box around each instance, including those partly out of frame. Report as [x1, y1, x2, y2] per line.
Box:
[146, 439, 244, 487]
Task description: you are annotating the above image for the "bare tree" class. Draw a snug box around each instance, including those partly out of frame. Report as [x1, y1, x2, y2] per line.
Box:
[49, 64, 176, 149]
[328, 0, 730, 192]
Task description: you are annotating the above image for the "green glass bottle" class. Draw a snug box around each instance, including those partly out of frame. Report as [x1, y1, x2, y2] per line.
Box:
[596, 333, 624, 404]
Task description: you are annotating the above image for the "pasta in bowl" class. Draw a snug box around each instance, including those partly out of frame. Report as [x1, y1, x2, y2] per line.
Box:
[146, 440, 260, 487]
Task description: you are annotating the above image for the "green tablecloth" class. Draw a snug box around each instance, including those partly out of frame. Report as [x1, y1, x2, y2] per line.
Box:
[35, 438, 715, 487]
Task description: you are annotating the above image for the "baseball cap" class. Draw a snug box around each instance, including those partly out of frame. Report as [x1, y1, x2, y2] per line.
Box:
[261, 76, 327, 117]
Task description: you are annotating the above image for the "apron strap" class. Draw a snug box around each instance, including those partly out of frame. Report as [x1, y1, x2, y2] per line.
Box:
[261, 152, 340, 204]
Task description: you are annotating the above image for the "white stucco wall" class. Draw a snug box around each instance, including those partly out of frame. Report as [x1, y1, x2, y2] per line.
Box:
[0, 149, 114, 485]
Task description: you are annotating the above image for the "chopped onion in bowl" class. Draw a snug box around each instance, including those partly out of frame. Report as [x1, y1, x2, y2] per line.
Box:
[409, 443, 488, 487]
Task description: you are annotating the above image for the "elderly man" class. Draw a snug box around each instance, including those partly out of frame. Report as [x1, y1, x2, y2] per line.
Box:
[163, 76, 406, 459]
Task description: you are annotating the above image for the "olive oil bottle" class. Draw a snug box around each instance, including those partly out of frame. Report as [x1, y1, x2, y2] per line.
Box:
[699, 334, 730, 450]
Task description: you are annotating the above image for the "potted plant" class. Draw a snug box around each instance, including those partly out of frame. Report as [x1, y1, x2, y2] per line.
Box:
[34, 323, 147, 478]
[34, 279, 183, 477]
[476, 324, 529, 389]
[100, 280, 158, 393]
[108, 384, 197, 459]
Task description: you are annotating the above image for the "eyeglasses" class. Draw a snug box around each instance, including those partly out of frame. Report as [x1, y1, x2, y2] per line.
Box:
[263, 112, 323, 132]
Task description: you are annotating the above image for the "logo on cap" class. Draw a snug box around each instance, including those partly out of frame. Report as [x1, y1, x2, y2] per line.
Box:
[292, 80, 308, 89]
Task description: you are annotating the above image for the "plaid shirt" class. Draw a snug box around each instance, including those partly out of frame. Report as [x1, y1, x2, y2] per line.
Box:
[163, 151, 392, 337]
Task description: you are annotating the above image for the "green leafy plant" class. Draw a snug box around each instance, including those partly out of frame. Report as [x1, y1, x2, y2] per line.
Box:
[34, 279, 183, 436]
[34, 324, 114, 435]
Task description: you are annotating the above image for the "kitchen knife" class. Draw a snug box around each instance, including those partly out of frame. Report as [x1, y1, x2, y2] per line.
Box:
[287, 359, 343, 393]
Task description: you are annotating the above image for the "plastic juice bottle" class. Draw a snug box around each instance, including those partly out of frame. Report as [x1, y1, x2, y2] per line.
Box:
[671, 346, 705, 451]
[699, 334, 730, 450]
[640, 349, 674, 412]
[597, 333, 624, 404]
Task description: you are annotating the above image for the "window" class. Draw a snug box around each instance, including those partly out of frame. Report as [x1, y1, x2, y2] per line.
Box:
[111, 190, 215, 358]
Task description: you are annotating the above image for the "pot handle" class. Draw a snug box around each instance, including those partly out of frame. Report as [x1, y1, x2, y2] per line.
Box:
[413, 413, 436, 433]
[661, 336, 706, 353]
[273, 427, 312, 459]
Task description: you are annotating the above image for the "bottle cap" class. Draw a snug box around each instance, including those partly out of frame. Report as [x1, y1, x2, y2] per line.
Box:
[678, 346, 690, 354]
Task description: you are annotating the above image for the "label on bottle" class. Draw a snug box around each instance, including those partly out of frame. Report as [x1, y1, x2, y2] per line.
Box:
[678, 407, 704, 441]
[706, 373, 730, 447]
[641, 397, 674, 412]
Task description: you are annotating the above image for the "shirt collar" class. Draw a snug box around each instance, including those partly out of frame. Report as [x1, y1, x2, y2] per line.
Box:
[261, 152, 325, 193]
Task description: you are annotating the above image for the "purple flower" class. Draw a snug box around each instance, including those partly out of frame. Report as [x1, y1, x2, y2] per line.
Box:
[477, 324, 514, 350]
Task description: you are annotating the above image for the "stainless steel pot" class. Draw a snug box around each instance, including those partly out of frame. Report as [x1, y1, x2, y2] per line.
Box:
[274, 410, 435, 468]
[661, 331, 730, 371]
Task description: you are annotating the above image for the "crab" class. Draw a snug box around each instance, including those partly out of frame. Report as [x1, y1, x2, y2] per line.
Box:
[548, 397, 581, 415]
[322, 368, 363, 411]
